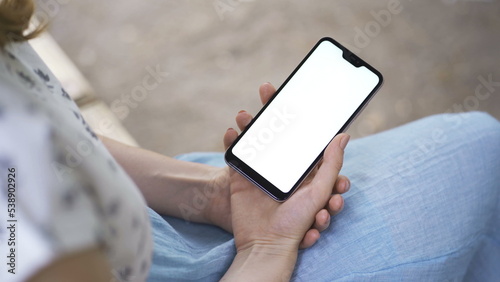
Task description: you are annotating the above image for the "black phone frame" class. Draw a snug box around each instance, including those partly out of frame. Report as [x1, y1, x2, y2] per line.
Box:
[224, 37, 384, 202]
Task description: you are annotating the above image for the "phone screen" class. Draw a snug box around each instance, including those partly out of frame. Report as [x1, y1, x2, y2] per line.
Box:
[226, 38, 383, 201]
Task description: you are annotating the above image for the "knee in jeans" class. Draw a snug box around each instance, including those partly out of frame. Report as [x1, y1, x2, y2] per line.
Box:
[440, 111, 500, 142]
[460, 111, 500, 130]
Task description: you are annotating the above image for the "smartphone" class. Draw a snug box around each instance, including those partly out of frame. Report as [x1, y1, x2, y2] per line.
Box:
[224, 37, 383, 201]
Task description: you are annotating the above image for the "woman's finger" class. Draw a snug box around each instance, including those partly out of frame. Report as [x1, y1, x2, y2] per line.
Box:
[235, 110, 253, 131]
[313, 209, 331, 232]
[327, 194, 344, 216]
[311, 134, 349, 200]
[333, 175, 350, 194]
[299, 229, 320, 249]
[259, 82, 276, 105]
[223, 128, 239, 150]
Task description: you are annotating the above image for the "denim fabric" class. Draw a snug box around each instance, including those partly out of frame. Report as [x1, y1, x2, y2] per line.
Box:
[147, 112, 500, 281]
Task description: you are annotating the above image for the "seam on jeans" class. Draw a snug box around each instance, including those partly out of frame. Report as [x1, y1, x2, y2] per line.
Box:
[361, 131, 497, 192]
[330, 233, 485, 281]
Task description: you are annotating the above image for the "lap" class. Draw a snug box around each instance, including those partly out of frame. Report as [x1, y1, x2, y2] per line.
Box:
[295, 111, 500, 281]
[148, 112, 500, 281]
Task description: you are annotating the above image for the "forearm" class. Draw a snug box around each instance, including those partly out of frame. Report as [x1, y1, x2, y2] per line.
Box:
[100, 136, 220, 222]
[222, 244, 298, 282]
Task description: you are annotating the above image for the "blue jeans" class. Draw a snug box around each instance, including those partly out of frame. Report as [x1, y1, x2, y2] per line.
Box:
[147, 112, 500, 281]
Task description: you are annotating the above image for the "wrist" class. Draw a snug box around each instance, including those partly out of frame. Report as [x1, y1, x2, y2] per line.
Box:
[236, 238, 299, 257]
[153, 162, 223, 222]
[223, 243, 298, 281]
[203, 166, 231, 226]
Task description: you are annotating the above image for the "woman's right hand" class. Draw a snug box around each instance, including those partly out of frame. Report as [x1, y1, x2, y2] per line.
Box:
[221, 84, 350, 280]
[215, 82, 350, 248]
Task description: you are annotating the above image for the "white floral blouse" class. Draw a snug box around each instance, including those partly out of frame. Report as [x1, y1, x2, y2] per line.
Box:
[0, 41, 152, 282]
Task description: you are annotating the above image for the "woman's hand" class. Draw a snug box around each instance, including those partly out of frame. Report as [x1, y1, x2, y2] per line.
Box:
[224, 130, 349, 248]
[209, 82, 350, 249]
[221, 84, 350, 279]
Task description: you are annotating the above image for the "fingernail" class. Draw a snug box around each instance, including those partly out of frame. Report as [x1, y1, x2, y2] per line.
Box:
[227, 127, 233, 132]
[340, 134, 350, 150]
[343, 179, 350, 193]
[238, 110, 246, 114]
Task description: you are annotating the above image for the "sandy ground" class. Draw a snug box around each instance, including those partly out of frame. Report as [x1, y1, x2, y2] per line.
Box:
[44, 0, 500, 156]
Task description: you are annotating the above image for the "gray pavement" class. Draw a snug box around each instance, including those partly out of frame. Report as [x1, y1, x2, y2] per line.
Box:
[45, 0, 500, 156]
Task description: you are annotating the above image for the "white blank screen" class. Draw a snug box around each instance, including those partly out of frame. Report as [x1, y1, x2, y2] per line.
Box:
[232, 41, 380, 193]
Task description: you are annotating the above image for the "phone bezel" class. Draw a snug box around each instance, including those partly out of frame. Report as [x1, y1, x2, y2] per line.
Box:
[224, 37, 384, 201]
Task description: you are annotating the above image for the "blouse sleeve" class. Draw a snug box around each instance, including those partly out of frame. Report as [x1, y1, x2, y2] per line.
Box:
[0, 81, 106, 282]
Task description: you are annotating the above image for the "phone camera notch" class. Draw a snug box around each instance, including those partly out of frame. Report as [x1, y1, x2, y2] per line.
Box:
[343, 51, 363, 67]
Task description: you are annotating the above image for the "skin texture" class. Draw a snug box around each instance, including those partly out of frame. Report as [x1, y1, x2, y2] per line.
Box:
[28, 83, 350, 281]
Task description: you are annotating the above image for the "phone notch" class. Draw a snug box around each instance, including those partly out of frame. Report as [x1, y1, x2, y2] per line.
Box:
[342, 50, 364, 68]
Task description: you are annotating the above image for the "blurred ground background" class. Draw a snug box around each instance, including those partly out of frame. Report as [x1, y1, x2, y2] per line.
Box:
[39, 0, 500, 156]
